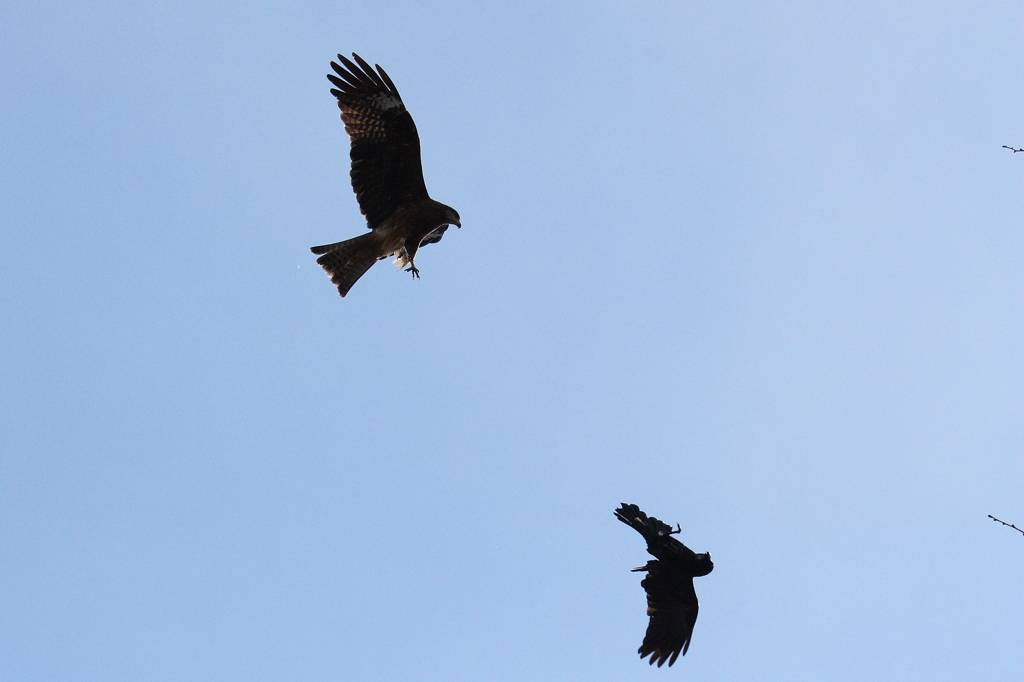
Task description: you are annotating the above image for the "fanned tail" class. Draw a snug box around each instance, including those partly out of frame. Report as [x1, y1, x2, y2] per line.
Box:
[311, 233, 382, 298]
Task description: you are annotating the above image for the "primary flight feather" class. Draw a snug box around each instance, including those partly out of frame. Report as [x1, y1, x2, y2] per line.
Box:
[311, 53, 461, 297]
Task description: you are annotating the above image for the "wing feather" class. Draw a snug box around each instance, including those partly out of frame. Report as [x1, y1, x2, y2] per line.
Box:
[330, 60, 367, 88]
[351, 54, 390, 90]
[374, 64, 399, 94]
[419, 224, 449, 247]
[336, 54, 376, 88]
[637, 562, 699, 667]
[615, 503, 696, 562]
[328, 53, 429, 229]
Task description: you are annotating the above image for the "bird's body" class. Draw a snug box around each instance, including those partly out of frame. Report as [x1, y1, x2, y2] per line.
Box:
[311, 53, 460, 297]
[615, 503, 713, 667]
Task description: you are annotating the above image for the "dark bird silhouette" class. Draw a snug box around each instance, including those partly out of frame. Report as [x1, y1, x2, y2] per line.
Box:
[614, 503, 713, 667]
[311, 53, 461, 297]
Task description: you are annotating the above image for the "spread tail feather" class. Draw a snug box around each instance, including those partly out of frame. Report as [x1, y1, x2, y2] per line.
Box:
[312, 233, 382, 298]
[310, 239, 348, 255]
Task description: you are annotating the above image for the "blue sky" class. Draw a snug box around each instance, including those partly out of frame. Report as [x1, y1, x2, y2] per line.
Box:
[1, 1, 1021, 680]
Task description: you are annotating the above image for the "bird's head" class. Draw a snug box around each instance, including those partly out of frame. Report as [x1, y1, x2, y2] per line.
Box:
[694, 553, 714, 577]
[445, 206, 462, 228]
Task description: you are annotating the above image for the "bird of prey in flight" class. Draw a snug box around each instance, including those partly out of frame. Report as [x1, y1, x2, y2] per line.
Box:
[614, 503, 714, 667]
[311, 53, 461, 297]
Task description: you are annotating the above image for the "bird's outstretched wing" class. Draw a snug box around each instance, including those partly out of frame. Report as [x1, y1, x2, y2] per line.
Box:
[634, 561, 700, 667]
[328, 53, 429, 230]
[614, 503, 698, 563]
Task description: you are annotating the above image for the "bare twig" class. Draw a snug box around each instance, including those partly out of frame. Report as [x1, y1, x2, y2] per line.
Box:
[989, 515, 1024, 536]
[1002, 145, 1024, 153]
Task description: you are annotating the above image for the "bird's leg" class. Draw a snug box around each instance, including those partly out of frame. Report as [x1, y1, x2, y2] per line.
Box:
[399, 246, 421, 279]
[670, 524, 682, 535]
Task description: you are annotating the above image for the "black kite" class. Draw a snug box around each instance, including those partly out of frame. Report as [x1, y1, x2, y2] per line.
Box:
[614, 503, 714, 667]
[311, 53, 461, 297]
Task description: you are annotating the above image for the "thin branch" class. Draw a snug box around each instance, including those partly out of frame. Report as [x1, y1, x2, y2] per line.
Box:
[1002, 145, 1024, 153]
[989, 515, 1024, 536]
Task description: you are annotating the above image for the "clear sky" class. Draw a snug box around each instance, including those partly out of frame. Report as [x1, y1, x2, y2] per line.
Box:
[1, 1, 1021, 680]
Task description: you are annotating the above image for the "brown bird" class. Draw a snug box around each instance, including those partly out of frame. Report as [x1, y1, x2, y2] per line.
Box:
[615, 503, 714, 667]
[311, 53, 461, 297]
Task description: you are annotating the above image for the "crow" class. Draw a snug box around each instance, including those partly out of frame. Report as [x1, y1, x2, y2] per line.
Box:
[614, 503, 713, 667]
